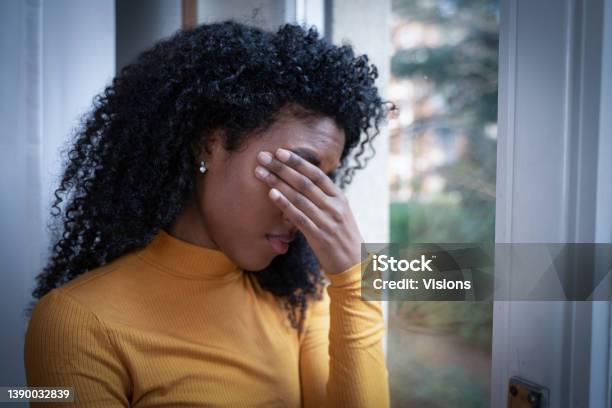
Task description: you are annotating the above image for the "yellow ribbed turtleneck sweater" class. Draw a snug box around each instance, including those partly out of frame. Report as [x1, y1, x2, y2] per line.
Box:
[24, 230, 389, 407]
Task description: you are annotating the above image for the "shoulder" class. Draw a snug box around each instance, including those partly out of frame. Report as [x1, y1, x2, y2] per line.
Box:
[26, 287, 105, 337]
[24, 288, 115, 362]
[46, 251, 145, 319]
[59, 251, 139, 294]
[24, 289, 131, 402]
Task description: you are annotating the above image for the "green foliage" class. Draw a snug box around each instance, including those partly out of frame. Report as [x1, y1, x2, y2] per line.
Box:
[390, 201, 495, 244]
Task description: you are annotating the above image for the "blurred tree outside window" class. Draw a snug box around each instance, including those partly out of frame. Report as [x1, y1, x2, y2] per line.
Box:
[387, 0, 499, 406]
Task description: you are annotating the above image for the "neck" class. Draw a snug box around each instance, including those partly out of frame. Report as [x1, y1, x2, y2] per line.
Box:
[139, 229, 241, 280]
[167, 194, 217, 250]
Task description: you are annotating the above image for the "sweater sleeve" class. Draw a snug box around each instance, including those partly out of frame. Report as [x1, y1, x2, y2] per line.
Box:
[299, 255, 390, 408]
[24, 289, 131, 407]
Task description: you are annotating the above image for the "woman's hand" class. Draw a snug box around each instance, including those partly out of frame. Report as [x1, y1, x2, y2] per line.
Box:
[254, 148, 364, 275]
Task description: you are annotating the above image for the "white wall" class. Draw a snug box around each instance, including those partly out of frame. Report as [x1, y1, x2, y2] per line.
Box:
[0, 0, 115, 392]
[0, 0, 37, 390]
[329, 0, 391, 245]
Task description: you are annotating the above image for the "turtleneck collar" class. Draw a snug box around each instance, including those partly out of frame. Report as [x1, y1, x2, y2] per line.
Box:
[138, 229, 242, 280]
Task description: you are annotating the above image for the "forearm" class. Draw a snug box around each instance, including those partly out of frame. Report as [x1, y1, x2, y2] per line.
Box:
[325, 257, 389, 407]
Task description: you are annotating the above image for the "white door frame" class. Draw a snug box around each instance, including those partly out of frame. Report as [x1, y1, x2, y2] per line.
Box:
[492, 0, 611, 406]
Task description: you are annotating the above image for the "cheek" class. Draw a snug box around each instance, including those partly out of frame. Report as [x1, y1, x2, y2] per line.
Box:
[220, 171, 276, 223]
[245, 172, 276, 215]
[200, 167, 283, 268]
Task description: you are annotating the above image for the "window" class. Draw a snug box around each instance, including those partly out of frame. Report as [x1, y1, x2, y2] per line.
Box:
[388, 1, 499, 406]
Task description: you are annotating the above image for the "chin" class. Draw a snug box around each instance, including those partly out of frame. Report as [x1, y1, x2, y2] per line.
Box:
[254, 255, 277, 271]
[232, 236, 280, 272]
[236, 251, 275, 272]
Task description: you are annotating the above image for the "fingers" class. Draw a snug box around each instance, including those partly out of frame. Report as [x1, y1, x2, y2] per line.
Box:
[268, 188, 322, 240]
[256, 150, 336, 211]
[274, 148, 340, 197]
[254, 164, 328, 228]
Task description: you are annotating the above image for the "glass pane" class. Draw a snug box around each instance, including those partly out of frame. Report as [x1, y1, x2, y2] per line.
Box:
[388, 1, 499, 406]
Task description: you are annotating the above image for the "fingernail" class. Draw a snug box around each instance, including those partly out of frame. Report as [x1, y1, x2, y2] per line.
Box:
[258, 151, 272, 164]
[255, 166, 269, 178]
[276, 148, 290, 162]
[269, 188, 281, 199]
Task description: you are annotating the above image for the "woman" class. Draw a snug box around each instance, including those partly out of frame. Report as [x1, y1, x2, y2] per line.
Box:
[24, 21, 391, 407]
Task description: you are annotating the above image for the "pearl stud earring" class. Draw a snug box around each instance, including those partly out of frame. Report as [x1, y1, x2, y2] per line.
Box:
[199, 160, 207, 174]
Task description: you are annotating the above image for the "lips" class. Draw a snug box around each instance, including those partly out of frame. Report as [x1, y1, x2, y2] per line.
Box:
[265, 233, 295, 254]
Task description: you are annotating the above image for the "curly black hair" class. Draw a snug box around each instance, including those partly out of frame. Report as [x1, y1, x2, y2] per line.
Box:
[26, 21, 392, 332]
